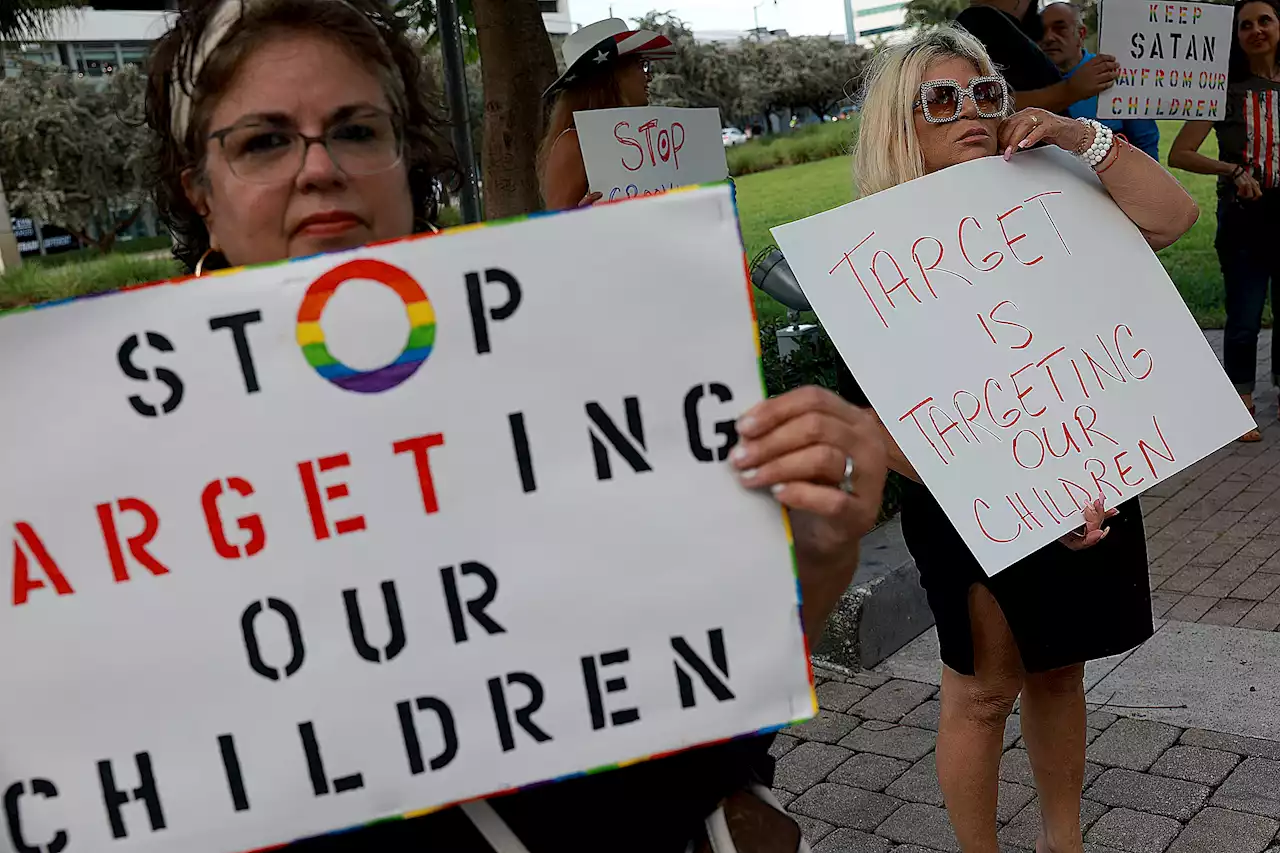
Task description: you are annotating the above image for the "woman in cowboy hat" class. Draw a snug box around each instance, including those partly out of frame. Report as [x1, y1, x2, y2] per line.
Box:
[538, 17, 676, 210]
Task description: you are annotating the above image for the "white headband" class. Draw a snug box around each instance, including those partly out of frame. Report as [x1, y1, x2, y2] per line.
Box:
[170, 0, 249, 142]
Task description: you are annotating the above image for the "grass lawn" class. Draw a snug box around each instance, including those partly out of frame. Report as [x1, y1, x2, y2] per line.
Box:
[0, 252, 181, 311]
[736, 120, 1248, 329]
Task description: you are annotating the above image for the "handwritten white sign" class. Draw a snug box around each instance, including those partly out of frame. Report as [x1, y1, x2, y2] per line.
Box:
[1098, 0, 1234, 120]
[574, 106, 729, 201]
[773, 149, 1252, 574]
[0, 185, 812, 853]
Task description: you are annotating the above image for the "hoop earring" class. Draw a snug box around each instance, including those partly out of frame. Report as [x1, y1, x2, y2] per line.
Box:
[194, 248, 215, 277]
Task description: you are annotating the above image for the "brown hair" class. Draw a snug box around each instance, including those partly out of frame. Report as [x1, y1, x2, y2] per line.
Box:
[145, 0, 457, 272]
[536, 69, 625, 193]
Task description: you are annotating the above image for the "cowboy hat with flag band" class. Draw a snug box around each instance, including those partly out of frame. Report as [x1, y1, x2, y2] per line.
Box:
[543, 18, 676, 99]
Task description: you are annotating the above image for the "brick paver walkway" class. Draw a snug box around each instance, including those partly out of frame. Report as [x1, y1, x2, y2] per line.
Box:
[772, 332, 1280, 852]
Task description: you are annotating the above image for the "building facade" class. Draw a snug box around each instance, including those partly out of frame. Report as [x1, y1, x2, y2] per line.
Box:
[848, 0, 909, 45]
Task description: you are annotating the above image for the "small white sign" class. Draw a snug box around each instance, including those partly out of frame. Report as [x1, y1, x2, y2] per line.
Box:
[0, 185, 812, 853]
[574, 106, 729, 201]
[772, 149, 1252, 575]
[1098, 0, 1234, 121]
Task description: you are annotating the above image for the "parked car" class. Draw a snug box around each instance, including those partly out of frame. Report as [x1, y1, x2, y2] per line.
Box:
[722, 127, 748, 147]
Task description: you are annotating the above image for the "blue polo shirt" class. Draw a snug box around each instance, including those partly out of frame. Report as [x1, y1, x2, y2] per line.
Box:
[1063, 51, 1160, 160]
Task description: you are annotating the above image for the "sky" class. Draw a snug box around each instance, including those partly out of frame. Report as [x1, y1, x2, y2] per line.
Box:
[566, 0, 852, 37]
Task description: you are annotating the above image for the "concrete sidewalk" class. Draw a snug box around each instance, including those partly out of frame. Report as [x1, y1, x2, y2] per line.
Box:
[771, 332, 1280, 853]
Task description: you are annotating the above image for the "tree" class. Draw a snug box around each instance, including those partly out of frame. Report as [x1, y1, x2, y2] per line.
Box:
[632, 13, 745, 126]
[0, 64, 150, 253]
[767, 37, 869, 119]
[472, 0, 558, 218]
[396, 0, 480, 63]
[903, 0, 967, 28]
[0, 0, 76, 40]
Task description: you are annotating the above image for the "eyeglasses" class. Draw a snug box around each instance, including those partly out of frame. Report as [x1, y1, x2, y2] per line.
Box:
[209, 107, 403, 185]
[913, 76, 1009, 123]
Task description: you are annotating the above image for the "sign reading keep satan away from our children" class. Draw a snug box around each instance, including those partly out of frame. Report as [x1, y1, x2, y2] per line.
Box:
[575, 106, 729, 201]
[1097, 0, 1234, 120]
[773, 148, 1253, 575]
[0, 185, 813, 853]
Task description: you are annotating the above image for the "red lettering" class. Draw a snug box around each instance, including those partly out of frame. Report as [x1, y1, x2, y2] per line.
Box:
[1044, 487, 1072, 519]
[638, 119, 659, 165]
[983, 378, 1021, 429]
[1023, 191, 1070, 255]
[1074, 405, 1120, 448]
[614, 122, 644, 171]
[989, 300, 1034, 350]
[669, 122, 685, 168]
[1114, 324, 1153, 380]
[1012, 429, 1047, 469]
[911, 236, 972, 298]
[958, 216, 1004, 271]
[1070, 358, 1091, 399]
[96, 498, 170, 583]
[975, 498, 1021, 542]
[1115, 451, 1146, 487]
[871, 249, 921, 308]
[201, 478, 266, 560]
[1044, 421, 1082, 458]
[393, 433, 446, 515]
[1083, 335, 1127, 390]
[829, 234, 886, 329]
[1058, 477, 1095, 512]
[954, 390, 1002, 443]
[996, 204, 1044, 265]
[1032, 488, 1063, 523]
[10, 522, 73, 606]
[900, 397, 947, 463]
[1085, 457, 1123, 499]
[928, 405, 970, 458]
[1138, 415, 1176, 477]
[1036, 346, 1068, 402]
[298, 453, 367, 541]
[1011, 362, 1047, 417]
[1007, 492, 1044, 529]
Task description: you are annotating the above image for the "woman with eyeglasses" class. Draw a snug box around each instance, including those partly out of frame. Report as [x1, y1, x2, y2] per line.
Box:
[142, 1, 888, 851]
[538, 18, 671, 211]
[1170, 0, 1280, 442]
[850, 26, 1197, 853]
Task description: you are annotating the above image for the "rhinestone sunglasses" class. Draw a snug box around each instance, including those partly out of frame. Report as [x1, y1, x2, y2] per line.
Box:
[913, 76, 1010, 123]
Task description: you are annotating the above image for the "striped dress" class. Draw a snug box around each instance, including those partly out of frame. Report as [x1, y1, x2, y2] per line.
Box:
[1216, 76, 1280, 194]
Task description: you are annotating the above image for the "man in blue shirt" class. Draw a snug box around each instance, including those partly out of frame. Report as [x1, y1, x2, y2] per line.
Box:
[1039, 2, 1161, 160]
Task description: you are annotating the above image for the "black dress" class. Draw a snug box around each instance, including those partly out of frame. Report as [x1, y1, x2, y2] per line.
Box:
[955, 5, 1061, 96]
[837, 365, 1153, 676]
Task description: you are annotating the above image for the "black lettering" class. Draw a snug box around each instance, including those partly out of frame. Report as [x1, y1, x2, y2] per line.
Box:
[587, 398, 651, 480]
[581, 648, 641, 731]
[1204, 35, 1216, 63]
[97, 752, 165, 840]
[343, 580, 407, 663]
[240, 598, 305, 681]
[672, 629, 735, 708]
[684, 383, 738, 463]
[5, 780, 68, 853]
[397, 697, 459, 774]
[209, 311, 264, 394]
[508, 412, 537, 493]
[1130, 31, 1145, 59]
[487, 672, 553, 752]
[117, 332, 183, 417]
[467, 268, 522, 355]
[298, 722, 364, 796]
[440, 562, 505, 643]
[217, 735, 250, 813]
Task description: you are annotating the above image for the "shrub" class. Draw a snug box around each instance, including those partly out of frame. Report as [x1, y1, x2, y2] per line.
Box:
[728, 118, 857, 177]
[757, 318, 903, 520]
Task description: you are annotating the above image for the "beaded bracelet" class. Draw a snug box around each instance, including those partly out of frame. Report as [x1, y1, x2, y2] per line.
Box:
[1074, 118, 1114, 168]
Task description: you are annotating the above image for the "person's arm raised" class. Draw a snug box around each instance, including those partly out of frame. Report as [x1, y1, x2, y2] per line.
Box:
[999, 108, 1199, 250]
[1008, 54, 1119, 113]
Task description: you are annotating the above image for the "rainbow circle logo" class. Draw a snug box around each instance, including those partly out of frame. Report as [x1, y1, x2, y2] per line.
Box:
[296, 258, 435, 394]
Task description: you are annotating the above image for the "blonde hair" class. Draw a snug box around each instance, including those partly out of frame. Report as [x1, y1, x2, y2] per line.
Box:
[853, 25, 1004, 197]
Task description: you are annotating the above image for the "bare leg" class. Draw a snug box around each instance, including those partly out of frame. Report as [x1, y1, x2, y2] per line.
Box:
[936, 584, 1025, 853]
[1021, 665, 1087, 853]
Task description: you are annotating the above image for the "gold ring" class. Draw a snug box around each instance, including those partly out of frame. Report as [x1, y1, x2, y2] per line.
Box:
[1031, 115, 1039, 125]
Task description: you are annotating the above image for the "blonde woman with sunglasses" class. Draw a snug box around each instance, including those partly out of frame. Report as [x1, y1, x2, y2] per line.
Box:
[849, 26, 1197, 853]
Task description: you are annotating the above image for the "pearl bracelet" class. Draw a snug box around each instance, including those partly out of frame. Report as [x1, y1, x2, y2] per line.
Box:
[1075, 118, 1114, 168]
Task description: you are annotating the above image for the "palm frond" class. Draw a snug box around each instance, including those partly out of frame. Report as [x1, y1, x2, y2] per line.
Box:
[0, 0, 79, 41]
